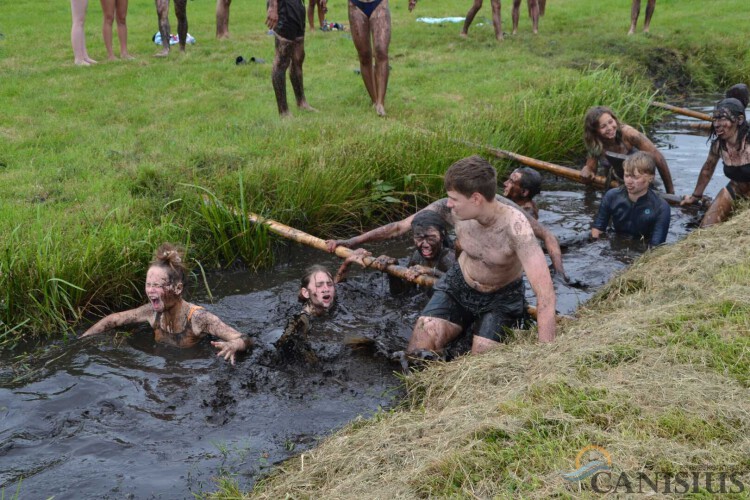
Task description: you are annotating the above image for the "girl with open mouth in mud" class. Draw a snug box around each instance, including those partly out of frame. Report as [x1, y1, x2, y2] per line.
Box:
[682, 97, 750, 227]
[82, 243, 253, 364]
[580, 105, 675, 195]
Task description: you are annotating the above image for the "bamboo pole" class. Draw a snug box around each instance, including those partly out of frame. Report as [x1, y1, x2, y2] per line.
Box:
[650, 101, 712, 122]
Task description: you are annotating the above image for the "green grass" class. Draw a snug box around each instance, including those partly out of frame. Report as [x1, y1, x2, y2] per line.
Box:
[1, 0, 749, 342]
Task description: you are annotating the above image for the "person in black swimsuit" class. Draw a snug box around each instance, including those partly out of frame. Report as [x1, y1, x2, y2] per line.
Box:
[682, 98, 750, 227]
[581, 106, 675, 194]
[82, 243, 252, 364]
[267, 0, 317, 116]
[348, 0, 416, 116]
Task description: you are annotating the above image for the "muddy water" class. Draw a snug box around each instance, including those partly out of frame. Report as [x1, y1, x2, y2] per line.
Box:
[0, 99, 731, 499]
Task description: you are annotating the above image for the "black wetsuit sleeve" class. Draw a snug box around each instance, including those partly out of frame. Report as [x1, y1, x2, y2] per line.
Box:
[649, 198, 671, 247]
[592, 189, 614, 232]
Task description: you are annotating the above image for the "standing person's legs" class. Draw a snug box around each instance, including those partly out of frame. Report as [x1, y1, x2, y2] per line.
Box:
[348, 3, 377, 105]
[490, 0, 502, 41]
[307, 0, 318, 30]
[115, 0, 132, 58]
[72, 0, 96, 65]
[642, 0, 655, 32]
[628, 0, 640, 35]
[272, 36, 295, 116]
[528, 0, 539, 33]
[154, 0, 171, 56]
[216, 0, 231, 38]
[174, 0, 188, 51]
[100, 0, 116, 60]
[369, 1, 391, 117]
[511, 0, 520, 34]
[460, 0, 483, 36]
[290, 37, 317, 111]
[317, 0, 326, 28]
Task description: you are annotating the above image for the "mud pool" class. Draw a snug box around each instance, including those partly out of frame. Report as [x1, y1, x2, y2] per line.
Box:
[0, 98, 735, 498]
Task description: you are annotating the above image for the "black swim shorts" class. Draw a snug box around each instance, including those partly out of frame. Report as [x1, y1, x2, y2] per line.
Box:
[420, 263, 527, 343]
[275, 0, 306, 40]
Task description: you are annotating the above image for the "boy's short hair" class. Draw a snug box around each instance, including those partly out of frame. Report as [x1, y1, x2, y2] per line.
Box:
[444, 155, 497, 201]
[623, 151, 656, 176]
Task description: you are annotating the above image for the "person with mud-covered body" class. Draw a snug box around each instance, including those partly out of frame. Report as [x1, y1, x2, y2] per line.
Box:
[154, 0, 188, 57]
[216, 0, 231, 38]
[503, 167, 542, 219]
[461, 0, 544, 41]
[591, 151, 670, 247]
[681, 98, 750, 228]
[82, 244, 252, 364]
[581, 106, 675, 195]
[328, 156, 557, 355]
[267, 0, 317, 116]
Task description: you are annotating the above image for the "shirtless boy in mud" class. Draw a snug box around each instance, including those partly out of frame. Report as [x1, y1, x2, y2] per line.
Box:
[628, 0, 655, 35]
[82, 244, 252, 364]
[154, 0, 188, 57]
[328, 156, 557, 355]
[266, 0, 317, 116]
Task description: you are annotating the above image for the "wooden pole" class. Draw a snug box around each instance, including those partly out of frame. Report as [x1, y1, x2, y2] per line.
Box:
[650, 101, 712, 122]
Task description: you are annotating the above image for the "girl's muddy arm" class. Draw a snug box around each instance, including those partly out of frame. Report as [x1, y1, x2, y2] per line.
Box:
[198, 311, 253, 365]
[81, 304, 153, 337]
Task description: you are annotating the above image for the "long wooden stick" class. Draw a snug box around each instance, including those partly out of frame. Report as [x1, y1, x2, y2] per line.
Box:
[650, 101, 712, 121]
[239, 207, 543, 318]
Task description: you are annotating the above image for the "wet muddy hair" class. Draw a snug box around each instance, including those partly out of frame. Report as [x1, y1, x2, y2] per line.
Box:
[411, 210, 454, 249]
[623, 151, 656, 177]
[443, 155, 497, 202]
[726, 83, 749, 109]
[709, 98, 749, 153]
[515, 167, 542, 198]
[298, 265, 333, 303]
[151, 243, 187, 285]
[584, 106, 623, 158]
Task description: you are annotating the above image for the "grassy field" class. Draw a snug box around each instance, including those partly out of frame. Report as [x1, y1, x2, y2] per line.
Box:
[1, 0, 748, 344]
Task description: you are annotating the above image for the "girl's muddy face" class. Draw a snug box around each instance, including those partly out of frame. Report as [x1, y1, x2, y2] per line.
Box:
[712, 115, 739, 139]
[597, 113, 618, 141]
[413, 227, 442, 261]
[302, 271, 335, 311]
[145, 267, 181, 312]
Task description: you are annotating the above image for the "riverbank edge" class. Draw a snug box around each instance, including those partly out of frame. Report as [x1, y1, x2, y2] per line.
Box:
[222, 205, 750, 498]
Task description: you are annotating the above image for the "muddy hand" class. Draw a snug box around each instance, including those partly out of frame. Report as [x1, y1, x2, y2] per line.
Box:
[680, 194, 697, 206]
[211, 338, 244, 365]
[265, 9, 278, 30]
[579, 168, 594, 184]
[372, 254, 397, 271]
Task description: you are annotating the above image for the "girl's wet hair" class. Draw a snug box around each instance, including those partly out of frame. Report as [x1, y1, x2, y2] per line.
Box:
[584, 106, 623, 158]
[623, 151, 656, 176]
[298, 265, 333, 303]
[151, 243, 187, 285]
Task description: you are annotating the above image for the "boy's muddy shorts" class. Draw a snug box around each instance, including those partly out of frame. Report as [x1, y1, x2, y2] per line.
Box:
[420, 263, 527, 343]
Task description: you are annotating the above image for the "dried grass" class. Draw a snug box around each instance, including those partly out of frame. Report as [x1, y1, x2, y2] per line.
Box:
[229, 210, 750, 499]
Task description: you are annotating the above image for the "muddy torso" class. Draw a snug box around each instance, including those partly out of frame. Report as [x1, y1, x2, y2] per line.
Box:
[151, 304, 205, 347]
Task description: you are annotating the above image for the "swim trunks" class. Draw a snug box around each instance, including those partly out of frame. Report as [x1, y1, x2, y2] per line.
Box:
[420, 263, 527, 343]
[275, 0, 306, 40]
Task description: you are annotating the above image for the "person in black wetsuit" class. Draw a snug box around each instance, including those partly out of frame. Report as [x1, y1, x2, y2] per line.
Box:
[82, 243, 253, 364]
[266, 0, 317, 116]
[581, 106, 675, 194]
[591, 151, 670, 247]
[682, 98, 750, 227]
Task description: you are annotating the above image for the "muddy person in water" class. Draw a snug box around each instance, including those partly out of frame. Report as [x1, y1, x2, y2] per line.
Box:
[503, 167, 542, 219]
[329, 156, 557, 356]
[82, 243, 252, 364]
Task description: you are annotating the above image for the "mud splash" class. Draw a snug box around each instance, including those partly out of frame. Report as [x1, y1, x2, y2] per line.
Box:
[0, 99, 730, 498]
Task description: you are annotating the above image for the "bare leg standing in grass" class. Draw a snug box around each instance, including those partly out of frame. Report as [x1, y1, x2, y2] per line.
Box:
[628, 0, 655, 35]
[349, 0, 399, 116]
[101, 0, 133, 60]
[267, 0, 317, 116]
[307, 0, 327, 30]
[71, 0, 97, 65]
[154, 0, 188, 57]
[461, 0, 502, 41]
[511, 0, 542, 35]
[216, 0, 231, 38]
